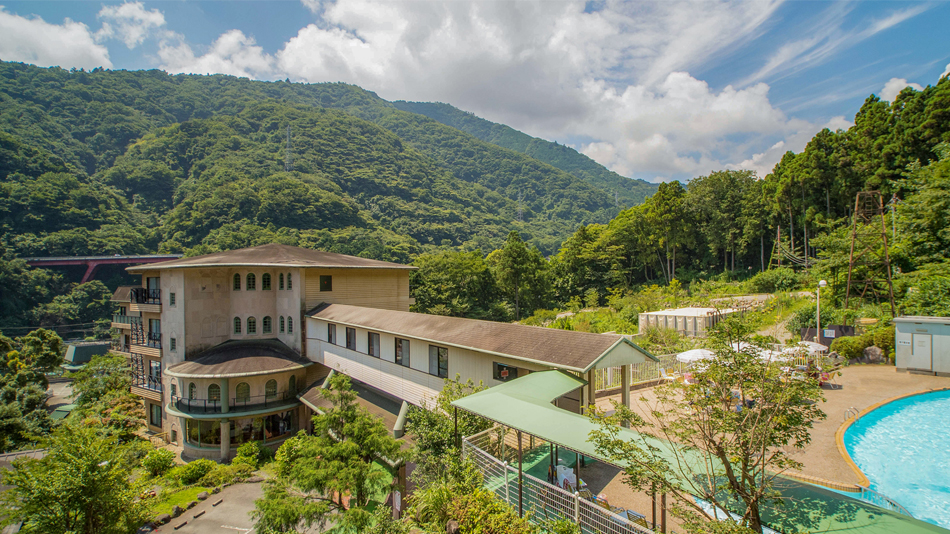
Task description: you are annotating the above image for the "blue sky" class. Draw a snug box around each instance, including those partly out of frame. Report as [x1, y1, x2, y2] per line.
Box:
[1, 0, 947, 183]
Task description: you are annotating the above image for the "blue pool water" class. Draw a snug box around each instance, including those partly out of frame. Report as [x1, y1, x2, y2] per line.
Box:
[843, 389, 950, 529]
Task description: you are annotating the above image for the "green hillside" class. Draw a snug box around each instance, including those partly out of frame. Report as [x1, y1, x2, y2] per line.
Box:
[0, 62, 624, 254]
[392, 100, 657, 207]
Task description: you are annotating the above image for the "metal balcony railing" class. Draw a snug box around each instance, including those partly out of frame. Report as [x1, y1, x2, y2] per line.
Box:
[112, 314, 141, 325]
[132, 373, 163, 393]
[131, 288, 161, 305]
[171, 390, 296, 415]
[131, 330, 161, 349]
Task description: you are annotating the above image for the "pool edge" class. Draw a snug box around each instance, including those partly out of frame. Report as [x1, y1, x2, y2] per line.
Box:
[834, 386, 950, 491]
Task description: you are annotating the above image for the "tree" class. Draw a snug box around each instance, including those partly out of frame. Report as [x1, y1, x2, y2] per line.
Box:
[70, 353, 131, 407]
[15, 328, 64, 373]
[410, 250, 499, 319]
[487, 231, 551, 319]
[253, 373, 403, 533]
[406, 375, 492, 457]
[0, 424, 149, 534]
[589, 316, 826, 534]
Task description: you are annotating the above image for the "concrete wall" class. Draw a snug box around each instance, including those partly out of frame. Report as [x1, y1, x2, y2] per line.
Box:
[169, 368, 306, 403]
[305, 317, 549, 406]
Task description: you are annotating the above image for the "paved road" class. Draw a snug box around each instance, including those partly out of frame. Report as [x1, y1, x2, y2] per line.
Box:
[46, 380, 74, 409]
[150, 482, 263, 534]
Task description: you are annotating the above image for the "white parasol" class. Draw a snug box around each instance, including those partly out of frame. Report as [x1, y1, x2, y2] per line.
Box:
[676, 349, 715, 364]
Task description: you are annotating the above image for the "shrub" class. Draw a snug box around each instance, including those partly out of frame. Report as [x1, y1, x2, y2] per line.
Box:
[830, 335, 872, 360]
[748, 267, 799, 293]
[231, 455, 257, 471]
[198, 463, 253, 486]
[235, 441, 261, 468]
[872, 325, 895, 355]
[175, 458, 217, 485]
[448, 487, 535, 534]
[142, 448, 176, 476]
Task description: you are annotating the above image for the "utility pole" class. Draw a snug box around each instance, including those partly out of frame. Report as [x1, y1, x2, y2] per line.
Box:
[845, 191, 896, 315]
[516, 190, 524, 222]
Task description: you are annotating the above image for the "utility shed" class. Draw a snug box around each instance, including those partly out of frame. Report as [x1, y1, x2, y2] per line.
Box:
[61, 341, 111, 371]
[638, 307, 739, 337]
[894, 316, 950, 375]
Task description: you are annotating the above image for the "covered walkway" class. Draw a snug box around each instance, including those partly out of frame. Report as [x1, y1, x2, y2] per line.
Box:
[452, 370, 948, 534]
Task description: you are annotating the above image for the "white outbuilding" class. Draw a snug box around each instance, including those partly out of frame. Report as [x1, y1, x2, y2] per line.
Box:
[638, 307, 740, 337]
[894, 316, 950, 375]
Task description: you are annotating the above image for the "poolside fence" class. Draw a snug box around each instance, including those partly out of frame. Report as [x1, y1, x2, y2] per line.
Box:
[463, 428, 657, 534]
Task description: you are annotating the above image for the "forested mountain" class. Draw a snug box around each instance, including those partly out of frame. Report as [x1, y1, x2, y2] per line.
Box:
[392, 100, 657, 207]
[0, 61, 624, 254]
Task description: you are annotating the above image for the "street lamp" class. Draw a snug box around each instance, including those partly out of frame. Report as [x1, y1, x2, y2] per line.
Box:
[816, 280, 828, 343]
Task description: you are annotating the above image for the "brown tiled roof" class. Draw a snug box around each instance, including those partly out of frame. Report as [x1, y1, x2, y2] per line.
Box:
[165, 339, 311, 378]
[129, 243, 415, 272]
[308, 303, 647, 372]
[298, 376, 403, 433]
[110, 285, 136, 302]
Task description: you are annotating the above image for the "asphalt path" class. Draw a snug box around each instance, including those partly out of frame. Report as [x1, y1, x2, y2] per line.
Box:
[148, 482, 263, 534]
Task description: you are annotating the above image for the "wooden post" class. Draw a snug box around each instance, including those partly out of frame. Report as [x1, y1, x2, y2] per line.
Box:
[621, 364, 630, 428]
[661, 492, 667, 533]
[574, 451, 580, 490]
[453, 407, 458, 449]
[651, 483, 657, 529]
[517, 430, 524, 517]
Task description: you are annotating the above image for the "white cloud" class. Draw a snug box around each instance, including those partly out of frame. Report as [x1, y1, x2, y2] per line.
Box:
[880, 78, 923, 102]
[159, 30, 275, 79]
[0, 8, 111, 69]
[96, 2, 167, 49]
[727, 116, 851, 177]
[942, 62, 950, 79]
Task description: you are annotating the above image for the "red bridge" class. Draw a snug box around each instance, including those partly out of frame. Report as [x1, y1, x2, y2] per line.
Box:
[25, 254, 183, 283]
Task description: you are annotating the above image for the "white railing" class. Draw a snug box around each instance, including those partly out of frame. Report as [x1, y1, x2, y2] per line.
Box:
[856, 485, 913, 517]
[463, 429, 655, 534]
[595, 354, 686, 392]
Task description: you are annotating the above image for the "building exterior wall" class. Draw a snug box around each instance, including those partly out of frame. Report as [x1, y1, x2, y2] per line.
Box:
[306, 317, 549, 407]
[304, 269, 411, 312]
[895, 318, 950, 374]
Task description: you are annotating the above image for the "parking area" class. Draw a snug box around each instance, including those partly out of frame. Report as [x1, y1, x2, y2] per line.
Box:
[149, 482, 263, 534]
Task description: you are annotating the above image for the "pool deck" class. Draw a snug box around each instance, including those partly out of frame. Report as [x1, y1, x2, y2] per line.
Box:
[595, 363, 950, 489]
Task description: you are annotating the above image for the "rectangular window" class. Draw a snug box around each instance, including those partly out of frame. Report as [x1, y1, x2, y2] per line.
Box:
[395, 338, 410, 367]
[429, 345, 449, 378]
[327, 324, 337, 344]
[345, 327, 356, 350]
[170, 292, 176, 306]
[149, 403, 162, 427]
[148, 360, 162, 380]
[170, 337, 177, 352]
[368, 332, 380, 357]
[320, 275, 332, 292]
[493, 362, 519, 382]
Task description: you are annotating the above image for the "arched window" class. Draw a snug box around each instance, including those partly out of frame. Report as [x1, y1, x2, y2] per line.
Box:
[233, 273, 241, 290]
[236, 382, 250, 403]
[188, 382, 196, 400]
[263, 316, 272, 334]
[279, 273, 284, 290]
[289, 374, 296, 394]
[170, 383, 177, 398]
[262, 273, 271, 290]
[208, 383, 221, 402]
[279, 316, 285, 333]
[287, 273, 292, 290]
[246, 273, 256, 290]
[234, 317, 242, 334]
[247, 317, 257, 335]
[265, 379, 277, 400]
[287, 316, 294, 334]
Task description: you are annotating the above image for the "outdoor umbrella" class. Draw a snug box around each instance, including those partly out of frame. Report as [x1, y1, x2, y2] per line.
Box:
[676, 348, 715, 364]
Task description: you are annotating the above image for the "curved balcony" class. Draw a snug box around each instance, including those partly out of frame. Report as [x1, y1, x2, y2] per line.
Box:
[168, 390, 299, 418]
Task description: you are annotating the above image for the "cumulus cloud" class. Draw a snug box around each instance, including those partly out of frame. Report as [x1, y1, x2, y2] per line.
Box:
[0, 8, 111, 69]
[96, 2, 167, 49]
[159, 30, 275, 79]
[942, 62, 950, 79]
[880, 78, 924, 102]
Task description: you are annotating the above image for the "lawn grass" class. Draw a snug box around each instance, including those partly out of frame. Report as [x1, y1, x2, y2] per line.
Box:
[148, 485, 212, 516]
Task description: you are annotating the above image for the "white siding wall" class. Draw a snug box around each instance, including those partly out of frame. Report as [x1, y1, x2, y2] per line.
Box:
[306, 318, 551, 406]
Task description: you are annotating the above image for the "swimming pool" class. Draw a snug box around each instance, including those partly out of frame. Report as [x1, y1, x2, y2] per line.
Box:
[843, 389, 950, 529]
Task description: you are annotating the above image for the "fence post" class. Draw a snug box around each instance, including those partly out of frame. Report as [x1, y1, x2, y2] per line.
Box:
[505, 461, 510, 505]
[574, 491, 580, 524]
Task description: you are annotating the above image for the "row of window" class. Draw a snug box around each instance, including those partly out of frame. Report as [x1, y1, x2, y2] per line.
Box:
[326, 323, 448, 378]
[233, 273, 293, 291]
[233, 316, 294, 335]
[173, 376, 296, 402]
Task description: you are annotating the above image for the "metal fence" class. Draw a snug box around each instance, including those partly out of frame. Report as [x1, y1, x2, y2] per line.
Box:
[594, 354, 686, 392]
[463, 428, 656, 534]
[855, 485, 912, 517]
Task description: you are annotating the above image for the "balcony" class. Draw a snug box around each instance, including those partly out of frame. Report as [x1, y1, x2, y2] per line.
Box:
[131, 288, 161, 305]
[170, 390, 298, 416]
[132, 373, 163, 393]
[132, 330, 162, 349]
[112, 314, 141, 328]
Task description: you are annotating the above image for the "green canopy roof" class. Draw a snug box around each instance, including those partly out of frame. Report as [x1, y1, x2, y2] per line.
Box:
[452, 370, 948, 534]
